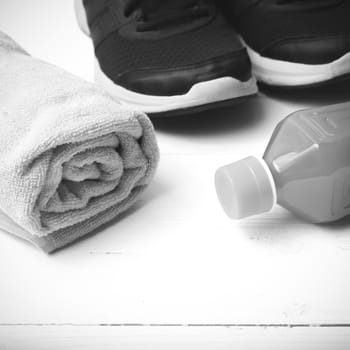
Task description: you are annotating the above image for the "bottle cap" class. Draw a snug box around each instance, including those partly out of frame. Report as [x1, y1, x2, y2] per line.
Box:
[215, 156, 277, 220]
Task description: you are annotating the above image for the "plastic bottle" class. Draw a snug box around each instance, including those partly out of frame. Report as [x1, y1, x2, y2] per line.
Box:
[215, 102, 350, 223]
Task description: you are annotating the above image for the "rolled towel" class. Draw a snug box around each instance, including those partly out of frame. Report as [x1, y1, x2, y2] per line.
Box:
[0, 32, 159, 253]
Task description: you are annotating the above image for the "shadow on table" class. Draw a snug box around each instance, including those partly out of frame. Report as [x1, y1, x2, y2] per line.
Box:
[152, 78, 350, 136]
[152, 94, 266, 136]
[239, 211, 308, 250]
[240, 210, 350, 253]
[319, 215, 350, 231]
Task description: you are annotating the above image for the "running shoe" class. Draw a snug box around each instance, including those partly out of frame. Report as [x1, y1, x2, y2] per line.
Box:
[219, 0, 350, 88]
[75, 0, 257, 116]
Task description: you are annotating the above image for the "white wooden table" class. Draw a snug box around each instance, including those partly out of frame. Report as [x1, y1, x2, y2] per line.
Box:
[1, 1, 350, 349]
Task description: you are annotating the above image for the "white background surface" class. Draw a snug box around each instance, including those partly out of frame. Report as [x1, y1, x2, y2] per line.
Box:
[1, 1, 350, 349]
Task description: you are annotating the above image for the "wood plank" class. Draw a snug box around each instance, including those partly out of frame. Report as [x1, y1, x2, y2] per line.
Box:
[2, 325, 350, 350]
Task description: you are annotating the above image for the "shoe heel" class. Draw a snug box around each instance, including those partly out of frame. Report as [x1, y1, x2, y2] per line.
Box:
[74, 0, 91, 37]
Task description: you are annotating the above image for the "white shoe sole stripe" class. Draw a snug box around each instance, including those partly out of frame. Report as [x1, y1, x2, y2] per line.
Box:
[95, 59, 258, 113]
[246, 45, 350, 86]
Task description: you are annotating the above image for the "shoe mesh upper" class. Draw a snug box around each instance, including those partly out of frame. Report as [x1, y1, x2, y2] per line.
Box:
[95, 15, 244, 79]
[220, 0, 350, 63]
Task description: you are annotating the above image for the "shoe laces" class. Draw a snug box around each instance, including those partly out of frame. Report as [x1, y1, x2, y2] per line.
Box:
[124, 0, 213, 32]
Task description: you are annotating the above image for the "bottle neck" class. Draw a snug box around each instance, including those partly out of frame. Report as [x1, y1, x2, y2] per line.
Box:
[259, 157, 278, 207]
[254, 157, 277, 213]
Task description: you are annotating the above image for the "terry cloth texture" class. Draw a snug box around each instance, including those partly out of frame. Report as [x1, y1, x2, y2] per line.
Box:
[0, 32, 159, 253]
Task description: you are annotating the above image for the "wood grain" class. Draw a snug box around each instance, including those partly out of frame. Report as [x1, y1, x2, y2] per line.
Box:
[2, 325, 350, 350]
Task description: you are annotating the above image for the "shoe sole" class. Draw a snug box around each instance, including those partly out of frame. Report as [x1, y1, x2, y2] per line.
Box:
[246, 45, 350, 87]
[74, 0, 258, 115]
[259, 72, 350, 93]
[146, 94, 257, 118]
[94, 58, 258, 115]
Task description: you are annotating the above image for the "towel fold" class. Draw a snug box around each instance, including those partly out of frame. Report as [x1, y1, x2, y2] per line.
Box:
[0, 32, 159, 253]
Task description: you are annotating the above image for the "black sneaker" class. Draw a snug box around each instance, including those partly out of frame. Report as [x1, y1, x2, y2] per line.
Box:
[74, 0, 257, 116]
[219, 0, 350, 88]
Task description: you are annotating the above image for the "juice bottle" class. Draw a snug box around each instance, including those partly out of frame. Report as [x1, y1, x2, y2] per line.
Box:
[215, 102, 350, 223]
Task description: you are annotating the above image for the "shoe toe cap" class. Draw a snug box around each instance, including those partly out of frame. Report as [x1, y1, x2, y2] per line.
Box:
[114, 49, 253, 96]
[262, 35, 350, 64]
